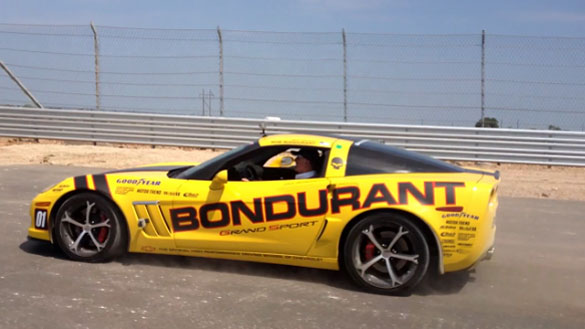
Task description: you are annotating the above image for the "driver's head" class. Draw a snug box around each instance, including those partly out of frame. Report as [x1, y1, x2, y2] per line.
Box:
[293, 149, 320, 173]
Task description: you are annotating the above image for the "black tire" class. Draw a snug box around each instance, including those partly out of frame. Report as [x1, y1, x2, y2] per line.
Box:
[53, 192, 127, 262]
[342, 213, 430, 295]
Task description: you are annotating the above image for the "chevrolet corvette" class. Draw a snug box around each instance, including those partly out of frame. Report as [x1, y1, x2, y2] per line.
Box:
[28, 134, 499, 294]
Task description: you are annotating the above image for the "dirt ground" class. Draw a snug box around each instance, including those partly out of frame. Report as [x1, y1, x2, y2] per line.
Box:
[1, 138, 584, 201]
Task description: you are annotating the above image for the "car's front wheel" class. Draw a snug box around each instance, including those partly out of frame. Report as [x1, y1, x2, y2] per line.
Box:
[343, 213, 430, 295]
[53, 193, 127, 262]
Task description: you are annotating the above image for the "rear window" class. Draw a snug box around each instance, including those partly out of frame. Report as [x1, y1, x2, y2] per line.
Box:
[346, 141, 462, 176]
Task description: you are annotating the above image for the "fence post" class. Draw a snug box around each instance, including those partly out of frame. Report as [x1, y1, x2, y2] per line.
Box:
[0, 60, 43, 108]
[217, 26, 224, 117]
[90, 22, 101, 111]
[200, 89, 206, 115]
[342, 28, 347, 122]
[480, 30, 486, 127]
[208, 90, 214, 116]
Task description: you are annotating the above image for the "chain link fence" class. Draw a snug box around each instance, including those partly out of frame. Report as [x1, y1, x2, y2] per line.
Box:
[0, 23, 584, 131]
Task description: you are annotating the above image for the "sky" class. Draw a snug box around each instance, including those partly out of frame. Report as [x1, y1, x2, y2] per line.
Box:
[0, 0, 584, 36]
[0, 0, 583, 130]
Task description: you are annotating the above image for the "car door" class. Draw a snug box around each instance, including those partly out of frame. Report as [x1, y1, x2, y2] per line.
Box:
[170, 175, 330, 255]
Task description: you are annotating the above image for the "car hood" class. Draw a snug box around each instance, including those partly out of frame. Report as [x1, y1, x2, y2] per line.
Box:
[104, 162, 199, 175]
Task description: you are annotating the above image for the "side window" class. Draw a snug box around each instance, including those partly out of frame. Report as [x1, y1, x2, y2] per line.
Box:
[346, 141, 462, 176]
[346, 145, 404, 175]
[229, 147, 328, 181]
[289, 148, 327, 179]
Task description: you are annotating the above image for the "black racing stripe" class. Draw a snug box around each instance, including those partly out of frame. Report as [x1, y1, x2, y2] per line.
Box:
[74, 176, 88, 189]
[106, 165, 191, 174]
[93, 174, 112, 198]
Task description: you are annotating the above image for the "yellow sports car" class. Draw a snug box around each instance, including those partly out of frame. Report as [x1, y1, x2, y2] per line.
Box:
[28, 134, 499, 294]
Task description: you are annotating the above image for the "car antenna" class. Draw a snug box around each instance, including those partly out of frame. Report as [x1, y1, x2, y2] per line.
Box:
[259, 122, 267, 136]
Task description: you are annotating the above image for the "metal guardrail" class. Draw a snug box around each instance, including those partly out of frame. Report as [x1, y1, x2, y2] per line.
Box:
[1, 106, 585, 166]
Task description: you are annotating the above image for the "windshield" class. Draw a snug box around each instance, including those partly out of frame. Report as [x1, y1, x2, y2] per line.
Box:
[176, 143, 259, 180]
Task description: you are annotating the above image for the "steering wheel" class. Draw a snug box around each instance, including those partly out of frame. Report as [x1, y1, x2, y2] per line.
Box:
[242, 163, 263, 181]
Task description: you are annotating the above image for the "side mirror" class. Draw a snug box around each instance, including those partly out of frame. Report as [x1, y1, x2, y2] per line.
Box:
[209, 170, 228, 190]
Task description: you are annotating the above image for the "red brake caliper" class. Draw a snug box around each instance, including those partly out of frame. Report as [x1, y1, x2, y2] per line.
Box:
[97, 214, 108, 243]
[364, 242, 375, 261]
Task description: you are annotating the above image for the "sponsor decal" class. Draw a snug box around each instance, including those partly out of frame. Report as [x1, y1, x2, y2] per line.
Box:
[441, 212, 479, 220]
[141, 246, 156, 252]
[116, 178, 161, 186]
[331, 157, 344, 169]
[136, 188, 180, 197]
[220, 220, 319, 236]
[434, 182, 465, 205]
[115, 186, 135, 195]
[168, 181, 465, 233]
[137, 188, 161, 195]
[457, 234, 475, 241]
[267, 139, 316, 146]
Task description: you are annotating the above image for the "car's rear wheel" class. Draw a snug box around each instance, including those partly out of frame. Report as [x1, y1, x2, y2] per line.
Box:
[343, 213, 430, 295]
[53, 193, 127, 262]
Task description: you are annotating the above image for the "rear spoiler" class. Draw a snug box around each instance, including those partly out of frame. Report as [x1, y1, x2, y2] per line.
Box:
[462, 168, 500, 180]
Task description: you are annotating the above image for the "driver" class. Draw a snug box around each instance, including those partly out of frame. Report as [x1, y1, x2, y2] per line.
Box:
[292, 149, 321, 179]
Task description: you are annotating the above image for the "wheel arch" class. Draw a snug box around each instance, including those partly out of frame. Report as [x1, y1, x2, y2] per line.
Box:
[49, 189, 130, 251]
[338, 208, 444, 275]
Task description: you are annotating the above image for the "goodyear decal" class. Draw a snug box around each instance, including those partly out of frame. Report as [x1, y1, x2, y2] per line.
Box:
[441, 212, 479, 220]
[116, 178, 161, 186]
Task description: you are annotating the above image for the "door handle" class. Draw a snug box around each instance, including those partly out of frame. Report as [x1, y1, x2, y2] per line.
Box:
[327, 183, 336, 193]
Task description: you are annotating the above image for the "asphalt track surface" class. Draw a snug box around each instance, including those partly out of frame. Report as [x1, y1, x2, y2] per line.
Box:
[0, 165, 583, 329]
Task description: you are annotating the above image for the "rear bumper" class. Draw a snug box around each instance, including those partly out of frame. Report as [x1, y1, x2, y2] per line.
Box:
[484, 246, 495, 261]
[466, 244, 495, 271]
